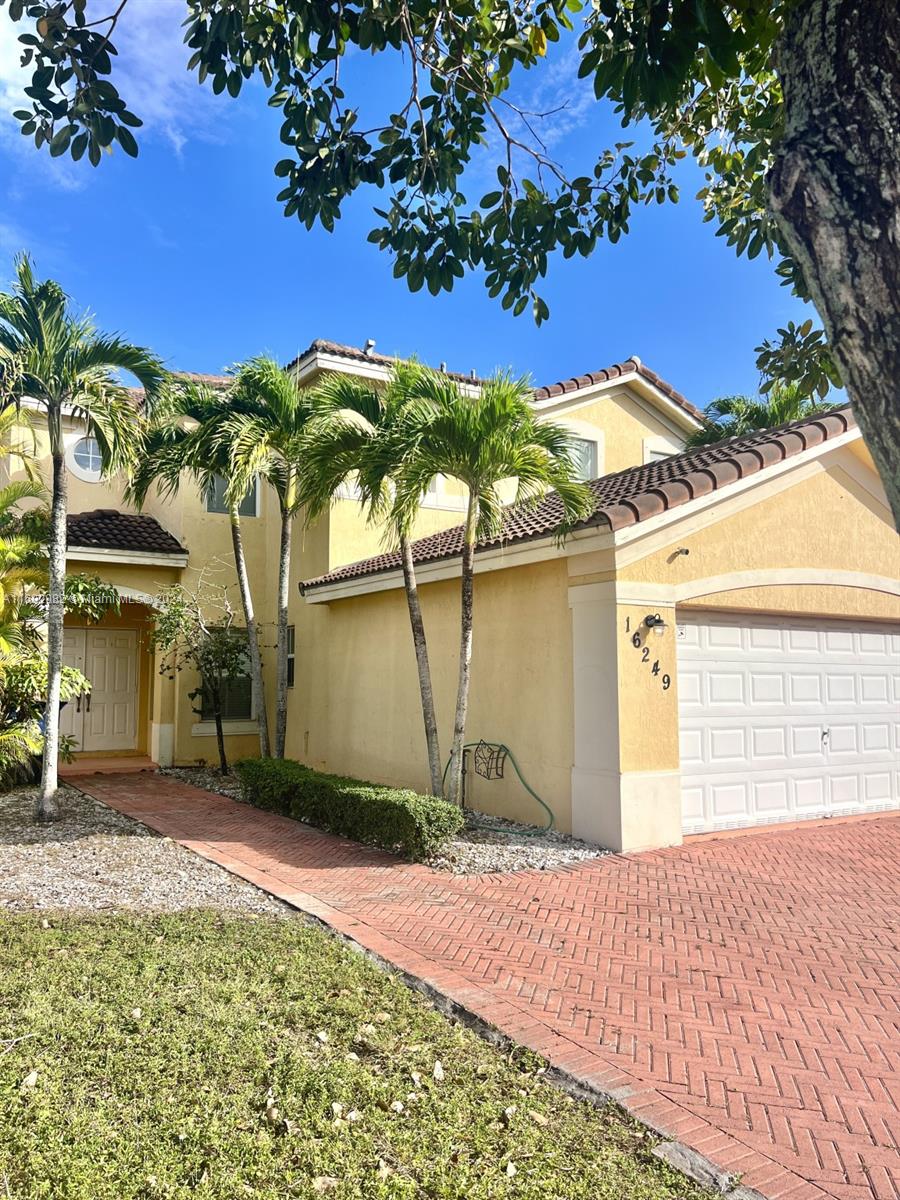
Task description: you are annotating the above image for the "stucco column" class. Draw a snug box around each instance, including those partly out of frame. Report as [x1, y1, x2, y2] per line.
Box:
[150, 650, 176, 767]
[568, 581, 681, 852]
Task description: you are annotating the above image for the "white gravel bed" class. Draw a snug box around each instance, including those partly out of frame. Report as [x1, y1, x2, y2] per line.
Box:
[427, 810, 610, 875]
[158, 765, 243, 801]
[0, 786, 288, 915]
[160, 767, 610, 876]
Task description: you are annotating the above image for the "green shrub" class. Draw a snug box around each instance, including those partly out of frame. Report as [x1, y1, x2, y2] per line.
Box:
[234, 758, 464, 860]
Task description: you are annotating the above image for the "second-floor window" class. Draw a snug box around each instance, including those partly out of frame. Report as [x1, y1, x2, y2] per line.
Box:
[68, 435, 103, 482]
[205, 475, 258, 517]
[570, 438, 598, 482]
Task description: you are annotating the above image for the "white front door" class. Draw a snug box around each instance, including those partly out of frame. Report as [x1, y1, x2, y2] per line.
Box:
[62, 627, 139, 753]
[83, 629, 138, 752]
[678, 611, 900, 834]
[60, 627, 88, 747]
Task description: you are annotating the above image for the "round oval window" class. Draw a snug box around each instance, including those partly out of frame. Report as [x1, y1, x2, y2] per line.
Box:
[73, 436, 102, 478]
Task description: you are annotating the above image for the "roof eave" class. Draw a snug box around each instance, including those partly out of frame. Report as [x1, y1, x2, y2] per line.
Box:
[66, 546, 189, 568]
[301, 520, 615, 603]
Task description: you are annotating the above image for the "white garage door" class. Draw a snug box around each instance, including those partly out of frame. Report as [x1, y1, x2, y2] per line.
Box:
[678, 611, 900, 834]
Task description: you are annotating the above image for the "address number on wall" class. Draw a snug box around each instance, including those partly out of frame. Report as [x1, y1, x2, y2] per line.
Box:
[624, 616, 671, 691]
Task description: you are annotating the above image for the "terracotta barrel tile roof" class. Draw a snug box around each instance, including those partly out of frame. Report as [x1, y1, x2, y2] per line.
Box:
[288, 338, 480, 386]
[67, 509, 186, 556]
[301, 406, 855, 594]
[288, 340, 701, 420]
[532, 356, 705, 423]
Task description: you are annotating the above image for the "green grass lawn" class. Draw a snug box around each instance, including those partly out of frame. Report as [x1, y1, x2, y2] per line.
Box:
[0, 913, 708, 1199]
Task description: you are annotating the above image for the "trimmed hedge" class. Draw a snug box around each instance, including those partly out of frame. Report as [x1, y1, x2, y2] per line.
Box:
[234, 758, 464, 860]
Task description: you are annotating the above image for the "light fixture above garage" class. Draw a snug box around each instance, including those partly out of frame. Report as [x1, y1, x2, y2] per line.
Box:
[644, 613, 668, 636]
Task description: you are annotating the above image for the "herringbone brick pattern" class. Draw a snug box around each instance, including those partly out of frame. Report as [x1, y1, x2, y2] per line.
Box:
[73, 773, 900, 1200]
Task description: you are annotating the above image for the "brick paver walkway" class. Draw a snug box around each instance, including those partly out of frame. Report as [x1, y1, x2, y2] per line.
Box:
[73, 773, 900, 1200]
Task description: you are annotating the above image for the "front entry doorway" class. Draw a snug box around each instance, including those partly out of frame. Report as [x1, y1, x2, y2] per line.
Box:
[61, 627, 139, 753]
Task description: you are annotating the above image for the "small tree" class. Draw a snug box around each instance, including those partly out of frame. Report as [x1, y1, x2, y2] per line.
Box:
[392, 372, 595, 805]
[129, 381, 272, 759]
[301, 362, 445, 796]
[0, 256, 163, 820]
[150, 577, 250, 776]
[225, 357, 315, 759]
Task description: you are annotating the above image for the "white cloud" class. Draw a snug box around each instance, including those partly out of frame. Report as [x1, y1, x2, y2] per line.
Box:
[0, 0, 224, 183]
[461, 44, 599, 193]
[147, 221, 178, 250]
[513, 46, 598, 151]
[112, 0, 222, 156]
[0, 28, 30, 111]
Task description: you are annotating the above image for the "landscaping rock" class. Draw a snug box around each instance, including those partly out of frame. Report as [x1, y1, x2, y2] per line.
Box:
[158, 765, 243, 801]
[0, 786, 288, 915]
[426, 810, 610, 875]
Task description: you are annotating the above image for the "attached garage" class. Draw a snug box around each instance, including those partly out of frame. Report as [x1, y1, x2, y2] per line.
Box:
[302, 400, 899, 853]
[678, 611, 900, 834]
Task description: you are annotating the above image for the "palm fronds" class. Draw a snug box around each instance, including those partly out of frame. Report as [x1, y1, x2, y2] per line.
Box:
[686, 384, 834, 448]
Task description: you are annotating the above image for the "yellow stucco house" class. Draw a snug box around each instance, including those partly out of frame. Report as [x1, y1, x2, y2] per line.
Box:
[13, 338, 899, 852]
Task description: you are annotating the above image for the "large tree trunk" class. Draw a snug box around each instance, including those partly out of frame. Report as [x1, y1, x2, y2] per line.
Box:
[35, 424, 66, 822]
[400, 534, 443, 796]
[230, 510, 270, 758]
[445, 497, 477, 807]
[768, 0, 900, 528]
[274, 506, 292, 759]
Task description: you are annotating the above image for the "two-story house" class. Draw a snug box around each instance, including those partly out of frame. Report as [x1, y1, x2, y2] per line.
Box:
[12, 339, 898, 852]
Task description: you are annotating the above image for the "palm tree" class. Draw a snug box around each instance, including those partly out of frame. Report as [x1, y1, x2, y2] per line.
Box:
[224, 357, 315, 759]
[0, 255, 164, 820]
[300, 361, 444, 796]
[128, 380, 272, 759]
[0, 470, 58, 788]
[686, 383, 833, 448]
[391, 372, 594, 806]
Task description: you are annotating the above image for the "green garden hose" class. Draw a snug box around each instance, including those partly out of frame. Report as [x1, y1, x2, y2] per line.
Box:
[441, 742, 555, 833]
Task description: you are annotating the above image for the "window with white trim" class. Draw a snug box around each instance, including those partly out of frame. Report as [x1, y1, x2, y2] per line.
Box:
[642, 436, 681, 464]
[570, 437, 598, 481]
[200, 634, 253, 721]
[68, 435, 103, 482]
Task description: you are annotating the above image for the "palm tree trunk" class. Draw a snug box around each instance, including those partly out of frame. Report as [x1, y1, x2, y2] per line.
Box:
[229, 509, 270, 758]
[274, 506, 292, 758]
[400, 534, 443, 796]
[446, 496, 478, 806]
[36, 419, 66, 822]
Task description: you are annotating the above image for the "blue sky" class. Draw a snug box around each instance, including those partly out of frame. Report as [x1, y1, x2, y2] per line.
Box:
[0, 2, 810, 411]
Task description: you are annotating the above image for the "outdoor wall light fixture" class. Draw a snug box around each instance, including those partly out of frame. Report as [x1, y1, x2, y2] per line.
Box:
[644, 613, 668, 636]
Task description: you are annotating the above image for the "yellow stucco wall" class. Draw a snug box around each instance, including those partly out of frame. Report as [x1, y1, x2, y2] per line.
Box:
[612, 604, 680, 775]
[286, 558, 575, 830]
[325, 496, 468, 571]
[551, 389, 685, 474]
[623, 459, 899, 620]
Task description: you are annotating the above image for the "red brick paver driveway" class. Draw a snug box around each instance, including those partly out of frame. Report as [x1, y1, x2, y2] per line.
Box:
[73, 774, 900, 1200]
